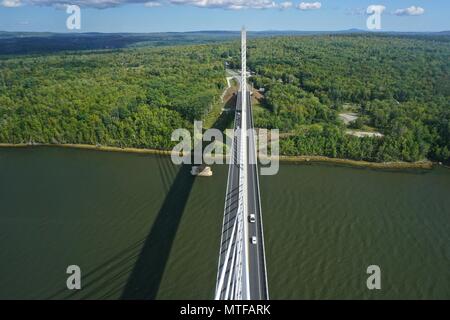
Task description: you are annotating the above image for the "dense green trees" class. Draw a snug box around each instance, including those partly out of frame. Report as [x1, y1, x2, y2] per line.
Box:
[0, 45, 225, 149]
[254, 82, 337, 131]
[280, 124, 382, 161]
[0, 34, 449, 163]
[248, 35, 450, 163]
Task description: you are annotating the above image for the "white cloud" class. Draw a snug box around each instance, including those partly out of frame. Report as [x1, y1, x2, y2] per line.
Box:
[1, 0, 22, 7]
[26, 0, 139, 9]
[277, 1, 291, 9]
[394, 6, 424, 16]
[144, 0, 161, 6]
[169, 0, 277, 10]
[3, 0, 294, 9]
[345, 7, 366, 16]
[366, 4, 385, 15]
[297, 1, 321, 10]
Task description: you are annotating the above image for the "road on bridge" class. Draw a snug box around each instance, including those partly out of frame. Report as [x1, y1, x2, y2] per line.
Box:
[216, 90, 269, 300]
[246, 91, 269, 300]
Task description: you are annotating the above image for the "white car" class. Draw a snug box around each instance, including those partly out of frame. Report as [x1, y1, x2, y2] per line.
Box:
[251, 236, 257, 244]
[249, 214, 256, 223]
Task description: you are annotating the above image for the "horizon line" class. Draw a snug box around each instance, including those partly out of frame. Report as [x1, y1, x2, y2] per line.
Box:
[1, 29, 449, 34]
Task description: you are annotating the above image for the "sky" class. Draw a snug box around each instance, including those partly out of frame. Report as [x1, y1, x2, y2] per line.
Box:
[0, 0, 448, 33]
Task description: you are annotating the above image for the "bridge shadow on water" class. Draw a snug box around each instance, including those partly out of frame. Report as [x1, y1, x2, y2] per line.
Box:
[120, 94, 236, 299]
[120, 162, 194, 299]
[41, 94, 237, 300]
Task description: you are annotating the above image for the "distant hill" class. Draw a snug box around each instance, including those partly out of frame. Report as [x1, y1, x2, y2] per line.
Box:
[0, 30, 448, 55]
[0, 32, 236, 55]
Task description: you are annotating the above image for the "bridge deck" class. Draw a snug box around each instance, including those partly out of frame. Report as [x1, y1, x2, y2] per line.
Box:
[246, 92, 269, 300]
[215, 91, 268, 300]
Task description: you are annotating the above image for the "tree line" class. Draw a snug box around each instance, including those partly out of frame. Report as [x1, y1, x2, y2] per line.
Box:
[0, 45, 225, 149]
[246, 35, 450, 163]
[0, 34, 449, 163]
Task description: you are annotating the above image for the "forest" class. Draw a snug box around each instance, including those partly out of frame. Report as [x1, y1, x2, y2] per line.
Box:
[0, 33, 449, 163]
[0, 31, 239, 55]
[0, 45, 226, 149]
[245, 35, 450, 163]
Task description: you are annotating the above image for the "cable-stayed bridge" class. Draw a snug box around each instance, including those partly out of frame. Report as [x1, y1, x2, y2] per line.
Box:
[215, 28, 269, 300]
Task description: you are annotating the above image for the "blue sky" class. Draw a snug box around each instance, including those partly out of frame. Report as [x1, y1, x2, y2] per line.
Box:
[0, 0, 448, 32]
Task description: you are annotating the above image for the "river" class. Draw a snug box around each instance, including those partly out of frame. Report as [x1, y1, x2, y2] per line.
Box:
[0, 147, 449, 299]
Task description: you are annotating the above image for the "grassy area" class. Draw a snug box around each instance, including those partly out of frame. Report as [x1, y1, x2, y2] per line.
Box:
[204, 79, 238, 130]
[250, 89, 268, 118]
[360, 125, 379, 132]
[342, 103, 360, 112]
[278, 155, 434, 170]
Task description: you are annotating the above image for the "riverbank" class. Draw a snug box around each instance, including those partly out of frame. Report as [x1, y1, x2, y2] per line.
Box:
[0, 143, 172, 156]
[0, 143, 438, 170]
[279, 155, 434, 170]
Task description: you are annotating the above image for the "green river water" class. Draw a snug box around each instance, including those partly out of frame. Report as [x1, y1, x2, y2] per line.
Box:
[0, 147, 449, 299]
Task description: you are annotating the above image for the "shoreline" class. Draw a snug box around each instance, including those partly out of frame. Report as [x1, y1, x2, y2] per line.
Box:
[0, 143, 172, 156]
[0, 143, 438, 170]
[278, 155, 434, 170]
